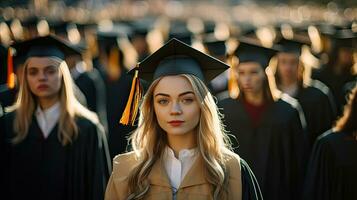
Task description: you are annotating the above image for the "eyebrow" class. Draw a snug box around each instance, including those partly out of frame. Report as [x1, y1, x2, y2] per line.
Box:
[27, 65, 58, 70]
[154, 91, 194, 97]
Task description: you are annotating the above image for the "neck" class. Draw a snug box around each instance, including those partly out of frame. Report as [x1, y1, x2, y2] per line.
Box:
[166, 130, 197, 158]
[333, 63, 350, 75]
[280, 78, 297, 87]
[38, 96, 59, 110]
[244, 91, 264, 106]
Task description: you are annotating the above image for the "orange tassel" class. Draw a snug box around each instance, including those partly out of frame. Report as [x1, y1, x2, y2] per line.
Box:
[228, 55, 239, 99]
[7, 48, 15, 89]
[108, 47, 121, 81]
[120, 69, 142, 126]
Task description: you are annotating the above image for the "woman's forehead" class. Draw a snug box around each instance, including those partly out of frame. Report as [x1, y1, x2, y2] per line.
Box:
[154, 75, 194, 95]
[26, 57, 61, 68]
[237, 62, 262, 70]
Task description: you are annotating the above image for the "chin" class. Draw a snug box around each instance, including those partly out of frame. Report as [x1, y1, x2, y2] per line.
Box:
[35, 92, 57, 99]
[165, 128, 191, 136]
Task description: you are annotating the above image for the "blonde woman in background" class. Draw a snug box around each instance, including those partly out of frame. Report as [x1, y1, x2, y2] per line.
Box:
[0, 35, 110, 200]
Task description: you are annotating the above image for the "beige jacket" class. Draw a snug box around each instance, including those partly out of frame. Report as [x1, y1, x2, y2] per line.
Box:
[105, 151, 242, 200]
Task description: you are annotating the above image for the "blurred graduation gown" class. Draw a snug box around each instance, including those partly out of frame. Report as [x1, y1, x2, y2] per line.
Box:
[293, 80, 335, 152]
[311, 28, 356, 115]
[0, 112, 109, 200]
[94, 30, 136, 159]
[219, 39, 307, 200]
[0, 35, 111, 200]
[275, 38, 336, 152]
[220, 97, 306, 200]
[302, 130, 357, 200]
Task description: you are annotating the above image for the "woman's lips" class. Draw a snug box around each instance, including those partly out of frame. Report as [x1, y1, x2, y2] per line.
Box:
[37, 84, 49, 90]
[168, 120, 184, 127]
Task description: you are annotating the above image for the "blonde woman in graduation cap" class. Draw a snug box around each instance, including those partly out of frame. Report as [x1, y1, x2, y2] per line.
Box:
[0, 35, 110, 200]
[105, 38, 262, 200]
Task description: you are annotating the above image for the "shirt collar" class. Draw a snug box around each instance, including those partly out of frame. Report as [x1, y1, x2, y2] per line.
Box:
[164, 146, 198, 160]
[36, 101, 61, 117]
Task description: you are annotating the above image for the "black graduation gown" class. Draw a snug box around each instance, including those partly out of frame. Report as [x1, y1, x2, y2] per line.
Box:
[294, 85, 335, 153]
[74, 71, 98, 112]
[0, 86, 17, 108]
[0, 112, 109, 200]
[312, 67, 356, 116]
[97, 66, 136, 159]
[302, 130, 357, 200]
[241, 158, 263, 200]
[219, 98, 307, 200]
[73, 68, 108, 132]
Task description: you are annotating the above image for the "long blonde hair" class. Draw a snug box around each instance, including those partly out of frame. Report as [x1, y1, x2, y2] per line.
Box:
[10, 57, 99, 145]
[127, 74, 233, 199]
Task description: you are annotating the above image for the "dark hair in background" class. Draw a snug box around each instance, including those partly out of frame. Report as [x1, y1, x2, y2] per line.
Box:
[335, 85, 357, 137]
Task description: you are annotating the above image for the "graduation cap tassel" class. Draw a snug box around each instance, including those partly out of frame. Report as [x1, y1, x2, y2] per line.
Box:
[120, 68, 142, 126]
[108, 47, 121, 81]
[228, 55, 239, 99]
[7, 48, 15, 89]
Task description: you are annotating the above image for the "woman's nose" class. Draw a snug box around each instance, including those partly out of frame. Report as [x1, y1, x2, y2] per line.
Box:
[170, 102, 182, 115]
[38, 71, 47, 81]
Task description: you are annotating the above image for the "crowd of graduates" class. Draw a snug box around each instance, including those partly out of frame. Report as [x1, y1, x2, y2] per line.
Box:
[0, 1, 356, 199]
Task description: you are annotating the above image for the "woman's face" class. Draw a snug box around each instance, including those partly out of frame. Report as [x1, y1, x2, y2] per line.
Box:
[236, 62, 265, 95]
[277, 53, 299, 82]
[26, 57, 62, 100]
[153, 75, 200, 136]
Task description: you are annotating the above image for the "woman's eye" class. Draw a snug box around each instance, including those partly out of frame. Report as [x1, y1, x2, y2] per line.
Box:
[46, 67, 57, 75]
[158, 99, 169, 105]
[28, 70, 37, 76]
[251, 71, 258, 74]
[182, 98, 194, 104]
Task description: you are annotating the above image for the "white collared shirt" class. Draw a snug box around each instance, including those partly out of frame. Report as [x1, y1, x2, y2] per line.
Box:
[163, 146, 198, 194]
[35, 102, 61, 138]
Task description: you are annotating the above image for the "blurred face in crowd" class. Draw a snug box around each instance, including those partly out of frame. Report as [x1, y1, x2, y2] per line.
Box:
[153, 75, 200, 138]
[277, 52, 299, 83]
[236, 62, 266, 95]
[26, 57, 62, 101]
[338, 47, 354, 68]
[132, 36, 148, 57]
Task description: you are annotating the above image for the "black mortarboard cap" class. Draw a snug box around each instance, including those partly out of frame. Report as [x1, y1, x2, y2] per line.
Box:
[96, 24, 131, 51]
[203, 34, 226, 57]
[234, 38, 279, 69]
[276, 38, 306, 56]
[135, 38, 229, 83]
[49, 19, 69, 36]
[333, 28, 356, 48]
[11, 35, 81, 60]
[203, 20, 216, 34]
[131, 20, 152, 37]
[168, 25, 193, 46]
[21, 16, 39, 28]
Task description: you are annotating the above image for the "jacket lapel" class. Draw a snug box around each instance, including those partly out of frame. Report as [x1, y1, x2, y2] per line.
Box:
[148, 158, 171, 187]
[179, 156, 207, 188]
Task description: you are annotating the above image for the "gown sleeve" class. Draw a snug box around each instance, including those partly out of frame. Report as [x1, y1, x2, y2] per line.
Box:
[240, 158, 263, 200]
[302, 131, 335, 200]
